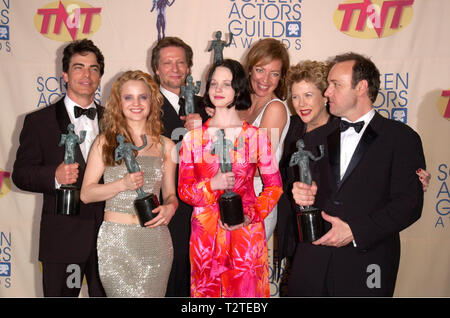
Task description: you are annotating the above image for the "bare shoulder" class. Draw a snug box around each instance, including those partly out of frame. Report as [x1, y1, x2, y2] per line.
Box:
[262, 100, 288, 119]
[161, 135, 176, 150]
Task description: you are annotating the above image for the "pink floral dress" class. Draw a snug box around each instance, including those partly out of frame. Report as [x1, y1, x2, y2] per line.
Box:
[178, 119, 282, 297]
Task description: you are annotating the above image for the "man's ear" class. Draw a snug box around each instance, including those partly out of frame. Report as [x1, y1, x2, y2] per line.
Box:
[356, 79, 369, 97]
[62, 72, 68, 84]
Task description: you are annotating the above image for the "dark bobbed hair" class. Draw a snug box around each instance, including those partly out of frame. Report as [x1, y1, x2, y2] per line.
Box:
[203, 59, 252, 111]
[62, 39, 105, 76]
[329, 52, 380, 103]
[150, 37, 193, 84]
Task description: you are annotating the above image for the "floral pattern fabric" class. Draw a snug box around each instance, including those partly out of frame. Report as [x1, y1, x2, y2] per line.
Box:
[178, 119, 282, 297]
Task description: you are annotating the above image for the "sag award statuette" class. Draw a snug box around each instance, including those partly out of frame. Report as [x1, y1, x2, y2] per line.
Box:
[115, 134, 160, 227]
[180, 75, 201, 116]
[211, 129, 244, 226]
[289, 139, 325, 242]
[56, 123, 86, 216]
[208, 30, 233, 64]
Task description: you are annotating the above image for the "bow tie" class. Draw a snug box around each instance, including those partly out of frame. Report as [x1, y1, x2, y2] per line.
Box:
[74, 106, 97, 120]
[340, 120, 364, 133]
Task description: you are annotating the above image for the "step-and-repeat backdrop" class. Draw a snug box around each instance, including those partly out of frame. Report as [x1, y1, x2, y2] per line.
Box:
[0, 0, 449, 297]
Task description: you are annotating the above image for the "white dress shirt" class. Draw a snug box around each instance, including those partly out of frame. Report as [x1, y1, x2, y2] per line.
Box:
[64, 95, 99, 161]
[339, 109, 375, 248]
[340, 109, 376, 180]
[160, 85, 181, 114]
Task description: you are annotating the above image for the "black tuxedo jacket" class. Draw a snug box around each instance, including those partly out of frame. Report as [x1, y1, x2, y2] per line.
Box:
[12, 98, 105, 263]
[161, 94, 208, 296]
[289, 112, 425, 296]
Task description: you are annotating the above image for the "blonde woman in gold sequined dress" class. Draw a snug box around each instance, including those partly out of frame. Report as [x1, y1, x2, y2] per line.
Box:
[81, 70, 177, 297]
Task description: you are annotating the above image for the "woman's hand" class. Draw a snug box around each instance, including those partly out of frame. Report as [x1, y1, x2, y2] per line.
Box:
[416, 168, 431, 192]
[205, 106, 215, 117]
[219, 215, 251, 231]
[210, 171, 235, 191]
[121, 171, 145, 191]
[144, 204, 176, 228]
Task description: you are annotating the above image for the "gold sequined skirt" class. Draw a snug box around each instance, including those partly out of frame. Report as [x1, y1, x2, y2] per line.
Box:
[97, 221, 173, 297]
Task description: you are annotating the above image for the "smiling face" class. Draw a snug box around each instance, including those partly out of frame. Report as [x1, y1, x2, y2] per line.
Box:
[62, 52, 101, 104]
[249, 59, 282, 98]
[291, 80, 329, 131]
[155, 46, 190, 94]
[120, 80, 151, 123]
[208, 66, 235, 109]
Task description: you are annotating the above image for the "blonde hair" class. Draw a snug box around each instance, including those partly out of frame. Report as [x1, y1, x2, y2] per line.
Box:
[100, 70, 164, 166]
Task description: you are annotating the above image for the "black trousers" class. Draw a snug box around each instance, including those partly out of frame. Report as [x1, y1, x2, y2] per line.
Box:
[42, 248, 105, 297]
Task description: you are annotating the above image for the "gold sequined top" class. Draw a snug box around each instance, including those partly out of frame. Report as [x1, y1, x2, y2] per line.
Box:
[104, 143, 164, 215]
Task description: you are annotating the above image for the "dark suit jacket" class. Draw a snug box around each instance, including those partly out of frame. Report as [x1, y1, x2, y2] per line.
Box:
[289, 112, 425, 296]
[12, 98, 105, 263]
[161, 94, 208, 296]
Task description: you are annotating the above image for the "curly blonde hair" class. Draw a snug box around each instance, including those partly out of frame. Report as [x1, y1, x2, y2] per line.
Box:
[286, 60, 330, 94]
[100, 70, 164, 166]
[286, 60, 331, 109]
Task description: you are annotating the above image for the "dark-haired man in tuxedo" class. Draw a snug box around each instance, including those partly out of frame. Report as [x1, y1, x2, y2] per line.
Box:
[289, 52, 425, 296]
[12, 39, 106, 297]
[151, 36, 209, 297]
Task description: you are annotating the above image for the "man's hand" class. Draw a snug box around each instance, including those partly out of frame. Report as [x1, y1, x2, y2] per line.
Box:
[55, 162, 79, 185]
[313, 212, 354, 247]
[180, 113, 203, 131]
[292, 181, 317, 207]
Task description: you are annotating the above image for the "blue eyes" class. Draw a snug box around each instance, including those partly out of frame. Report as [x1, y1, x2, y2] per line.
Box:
[123, 95, 148, 101]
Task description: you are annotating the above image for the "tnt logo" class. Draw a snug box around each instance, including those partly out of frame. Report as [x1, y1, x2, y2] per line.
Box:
[286, 22, 301, 37]
[333, 0, 414, 39]
[34, 1, 102, 42]
[437, 90, 450, 121]
[0, 169, 11, 198]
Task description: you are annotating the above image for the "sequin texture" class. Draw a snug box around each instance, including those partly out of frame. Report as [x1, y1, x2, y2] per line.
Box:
[98, 155, 173, 297]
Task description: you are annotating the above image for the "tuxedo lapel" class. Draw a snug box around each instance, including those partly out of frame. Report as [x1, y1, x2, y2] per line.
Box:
[338, 116, 379, 191]
[55, 98, 71, 134]
[161, 96, 185, 138]
[54, 98, 86, 168]
[327, 124, 341, 189]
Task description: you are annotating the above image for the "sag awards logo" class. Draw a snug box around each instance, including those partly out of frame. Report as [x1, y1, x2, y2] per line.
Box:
[374, 72, 409, 123]
[35, 75, 101, 108]
[435, 164, 450, 228]
[0, 231, 11, 289]
[0, 0, 11, 53]
[34, 0, 102, 42]
[333, 0, 414, 39]
[227, 0, 302, 50]
[437, 90, 450, 121]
